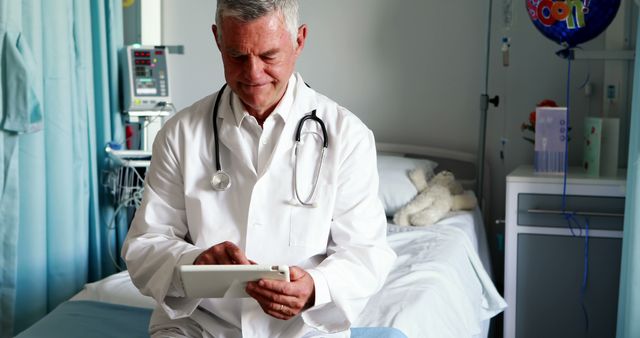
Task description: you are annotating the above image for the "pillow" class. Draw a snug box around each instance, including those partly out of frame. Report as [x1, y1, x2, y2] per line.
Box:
[377, 155, 438, 216]
[71, 271, 156, 309]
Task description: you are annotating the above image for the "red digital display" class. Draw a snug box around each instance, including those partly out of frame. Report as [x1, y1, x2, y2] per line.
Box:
[155, 50, 164, 55]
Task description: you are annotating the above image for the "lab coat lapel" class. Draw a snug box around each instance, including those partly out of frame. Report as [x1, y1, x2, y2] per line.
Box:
[216, 93, 258, 177]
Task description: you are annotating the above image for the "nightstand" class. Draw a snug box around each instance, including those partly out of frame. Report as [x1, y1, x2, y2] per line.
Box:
[503, 165, 626, 338]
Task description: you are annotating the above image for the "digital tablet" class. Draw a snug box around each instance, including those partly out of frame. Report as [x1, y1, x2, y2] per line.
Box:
[179, 265, 290, 298]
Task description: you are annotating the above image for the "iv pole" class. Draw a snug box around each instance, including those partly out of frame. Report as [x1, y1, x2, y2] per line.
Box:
[476, 0, 500, 210]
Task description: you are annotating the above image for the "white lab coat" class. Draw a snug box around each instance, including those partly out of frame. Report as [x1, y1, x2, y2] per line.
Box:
[122, 73, 396, 338]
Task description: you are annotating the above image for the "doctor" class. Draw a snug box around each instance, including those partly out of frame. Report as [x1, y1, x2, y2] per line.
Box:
[122, 1, 396, 337]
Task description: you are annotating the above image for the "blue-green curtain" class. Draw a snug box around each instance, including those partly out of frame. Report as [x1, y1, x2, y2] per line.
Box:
[0, 0, 123, 336]
[617, 4, 640, 337]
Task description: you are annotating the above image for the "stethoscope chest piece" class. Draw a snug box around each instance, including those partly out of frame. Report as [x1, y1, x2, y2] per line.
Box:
[211, 170, 231, 191]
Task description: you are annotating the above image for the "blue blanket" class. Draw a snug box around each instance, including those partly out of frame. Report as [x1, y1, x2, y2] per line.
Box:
[16, 301, 407, 338]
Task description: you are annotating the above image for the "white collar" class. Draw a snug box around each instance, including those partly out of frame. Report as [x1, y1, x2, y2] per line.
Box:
[229, 74, 297, 127]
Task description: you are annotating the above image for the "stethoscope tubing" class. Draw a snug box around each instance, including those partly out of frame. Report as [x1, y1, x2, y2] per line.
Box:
[294, 110, 328, 148]
[212, 83, 227, 172]
[210, 83, 327, 207]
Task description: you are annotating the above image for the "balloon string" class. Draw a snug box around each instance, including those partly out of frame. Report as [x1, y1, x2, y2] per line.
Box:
[562, 49, 591, 334]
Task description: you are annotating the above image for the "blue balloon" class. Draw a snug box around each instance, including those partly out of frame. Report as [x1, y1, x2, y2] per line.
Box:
[526, 0, 621, 47]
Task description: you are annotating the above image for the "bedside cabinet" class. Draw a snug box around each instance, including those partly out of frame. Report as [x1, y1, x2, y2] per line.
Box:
[504, 165, 626, 338]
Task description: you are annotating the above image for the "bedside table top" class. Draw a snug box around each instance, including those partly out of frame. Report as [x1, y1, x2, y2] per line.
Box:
[507, 165, 627, 186]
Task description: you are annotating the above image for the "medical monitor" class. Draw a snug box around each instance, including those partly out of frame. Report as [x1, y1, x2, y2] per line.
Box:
[122, 45, 172, 113]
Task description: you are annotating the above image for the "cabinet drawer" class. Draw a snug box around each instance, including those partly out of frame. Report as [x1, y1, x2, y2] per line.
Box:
[517, 193, 624, 231]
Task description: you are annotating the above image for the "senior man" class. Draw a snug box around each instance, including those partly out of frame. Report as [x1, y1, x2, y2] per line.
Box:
[122, 1, 396, 337]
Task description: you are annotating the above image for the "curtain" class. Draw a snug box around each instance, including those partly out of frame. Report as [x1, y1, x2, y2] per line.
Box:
[617, 4, 640, 338]
[0, 0, 123, 336]
[0, 1, 43, 335]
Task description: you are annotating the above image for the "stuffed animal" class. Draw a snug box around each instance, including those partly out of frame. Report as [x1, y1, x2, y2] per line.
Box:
[393, 168, 477, 226]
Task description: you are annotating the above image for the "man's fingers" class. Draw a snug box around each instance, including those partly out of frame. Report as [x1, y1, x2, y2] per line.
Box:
[289, 266, 307, 281]
[194, 251, 217, 265]
[285, 266, 315, 310]
[246, 283, 301, 320]
[246, 266, 315, 320]
[262, 306, 292, 320]
[257, 279, 298, 297]
[193, 241, 251, 265]
[223, 242, 250, 264]
[246, 281, 299, 307]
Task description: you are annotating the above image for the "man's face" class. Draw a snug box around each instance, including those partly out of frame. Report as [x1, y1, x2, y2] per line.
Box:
[213, 12, 306, 117]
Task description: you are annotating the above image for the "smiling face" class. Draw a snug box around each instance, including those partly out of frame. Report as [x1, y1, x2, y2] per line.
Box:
[213, 11, 306, 119]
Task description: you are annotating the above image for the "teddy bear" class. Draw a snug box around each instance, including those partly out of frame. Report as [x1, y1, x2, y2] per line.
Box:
[393, 168, 477, 226]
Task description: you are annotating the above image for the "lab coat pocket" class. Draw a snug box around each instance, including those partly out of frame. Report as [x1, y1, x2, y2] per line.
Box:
[289, 180, 333, 248]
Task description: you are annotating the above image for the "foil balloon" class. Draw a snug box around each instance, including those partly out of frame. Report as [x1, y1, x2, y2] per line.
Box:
[526, 0, 621, 47]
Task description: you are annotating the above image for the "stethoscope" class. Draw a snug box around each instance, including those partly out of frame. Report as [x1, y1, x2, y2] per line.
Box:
[210, 84, 328, 207]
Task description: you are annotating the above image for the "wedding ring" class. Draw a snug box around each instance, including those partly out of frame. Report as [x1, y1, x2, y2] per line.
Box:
[279, 304, 284, 311]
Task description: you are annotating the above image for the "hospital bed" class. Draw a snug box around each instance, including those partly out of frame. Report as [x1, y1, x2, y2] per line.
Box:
[16, 143, 506, 338]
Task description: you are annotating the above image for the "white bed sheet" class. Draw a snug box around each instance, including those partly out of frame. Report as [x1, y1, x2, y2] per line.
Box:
[389, 208, 493, 277]
[352, 220, 505, 338]
[73, 210, 506, 338]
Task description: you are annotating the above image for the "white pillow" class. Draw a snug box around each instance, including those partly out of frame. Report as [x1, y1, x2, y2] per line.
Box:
[377, 155, 438, 216]
[70, 271, 156, 309]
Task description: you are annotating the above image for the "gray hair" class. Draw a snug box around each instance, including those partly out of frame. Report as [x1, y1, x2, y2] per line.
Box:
[215, 0, 300, 46]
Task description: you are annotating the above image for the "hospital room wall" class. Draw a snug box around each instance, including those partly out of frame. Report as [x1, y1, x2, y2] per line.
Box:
[160, 0, 487, 153]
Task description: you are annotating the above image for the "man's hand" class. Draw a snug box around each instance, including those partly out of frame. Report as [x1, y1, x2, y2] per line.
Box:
[245, 266, 315, 320]
[193, 241, 252, 265]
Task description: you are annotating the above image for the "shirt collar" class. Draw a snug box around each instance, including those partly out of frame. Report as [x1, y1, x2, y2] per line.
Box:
[229, 74, 297, 127]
